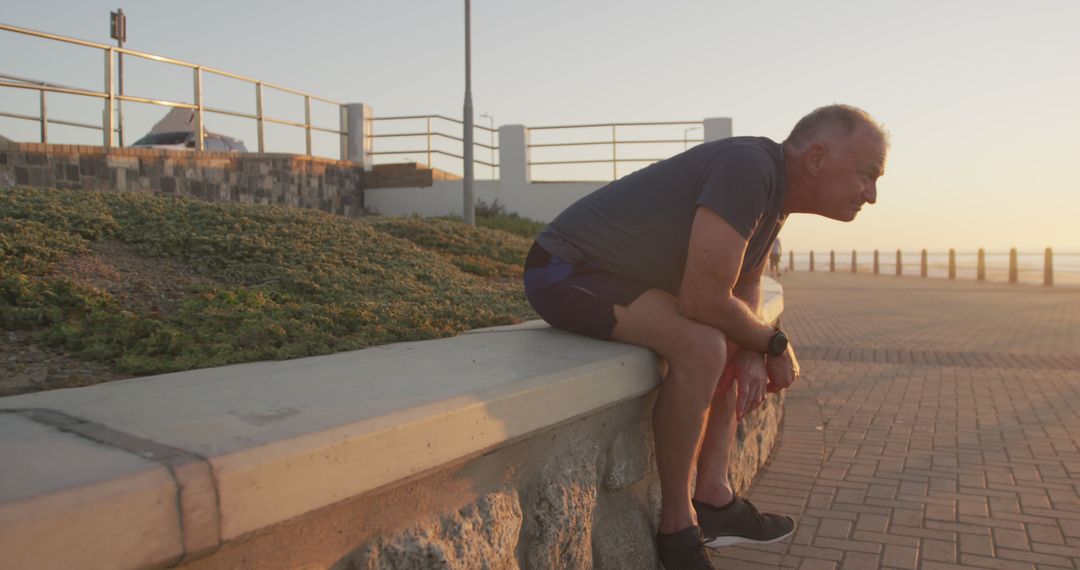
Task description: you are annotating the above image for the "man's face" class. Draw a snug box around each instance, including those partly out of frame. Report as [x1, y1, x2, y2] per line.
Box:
[813, 127, 887, 222]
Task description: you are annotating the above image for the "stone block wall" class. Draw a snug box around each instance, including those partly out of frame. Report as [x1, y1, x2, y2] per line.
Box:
[0, 142, 460, 218]
[182, 391, 784, 570]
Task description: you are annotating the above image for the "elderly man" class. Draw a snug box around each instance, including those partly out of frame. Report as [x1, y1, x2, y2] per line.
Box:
[523, 104, 888, 569]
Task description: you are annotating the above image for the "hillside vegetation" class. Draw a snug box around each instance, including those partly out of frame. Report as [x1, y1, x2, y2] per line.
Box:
[0, 187, 536, 384]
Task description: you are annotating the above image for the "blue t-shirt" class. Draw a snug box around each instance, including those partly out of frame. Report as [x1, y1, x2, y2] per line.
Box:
[535, 136, 787, 295]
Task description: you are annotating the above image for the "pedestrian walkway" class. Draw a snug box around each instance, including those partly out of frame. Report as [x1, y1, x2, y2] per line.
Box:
[712, 273, 1080, 569]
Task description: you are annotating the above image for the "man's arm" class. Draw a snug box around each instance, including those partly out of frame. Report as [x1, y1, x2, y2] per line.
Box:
[733, 255, 767, 318]
[677, 206, 775, 351]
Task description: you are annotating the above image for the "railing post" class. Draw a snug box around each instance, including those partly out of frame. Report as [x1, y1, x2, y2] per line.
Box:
[851, 250, 857, 273]
[498, 124, 530, 187]
[338, 105, 348, 161]
[977, 248, 986, 281]
[896, 250, 903, 276]
[304, 95, 312, 156]
[1045, 247, 1054, 286]
[1009, 248, 1018, 283]
[39, 90, 48, 144]
[611, 124, 617, 180]
[256, 82, 265, 155]
[948, 249, 956, 279]
[427, 117, 432, 168]
[830, 250, 836, 272]
[345, 103, 374, 171]
[921, 249, 928, 277]
[788, 251, 794, 272]
[193, 66, 204, 151]
[704, 117, 733, 141]
[103, 48, 114, 150]
[810, 251, 815, 272]
[873, 249, 880, 275]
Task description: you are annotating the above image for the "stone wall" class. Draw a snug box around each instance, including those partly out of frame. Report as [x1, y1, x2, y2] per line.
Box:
[0, 142, 458, 218]
[182, 390, 784, 570]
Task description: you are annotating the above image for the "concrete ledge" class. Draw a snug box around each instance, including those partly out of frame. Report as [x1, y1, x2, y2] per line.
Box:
[0, 280, 782, 568]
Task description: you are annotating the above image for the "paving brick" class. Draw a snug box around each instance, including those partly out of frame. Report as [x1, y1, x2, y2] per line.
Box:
[839, 552, 880, 569]
[796, 558, 836, 570]
[922, 538, 958, 562]
[881, 544, 917, 569]
[812, 537, 882, 554]
[957, 496, 989, 517]
[816, 518, 852, 539]
[926, 503, 957, 522]
[959, 533, 995, 557]
[1026, 522, 1065, 545]
[890, 508, 924, 527]
[991, 527, 1030, 551]
[854, 513, 889, 533]
[787, 545, 844, 562]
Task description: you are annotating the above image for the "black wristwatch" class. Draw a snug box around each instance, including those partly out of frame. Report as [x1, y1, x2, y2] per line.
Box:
[766, 328, 789, 357]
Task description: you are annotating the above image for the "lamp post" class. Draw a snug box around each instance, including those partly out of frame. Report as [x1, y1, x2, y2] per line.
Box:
[462, 0, 475, 225]
[110, 9, 126, 146]
[683, 126, 701, 150]
[480, 112, 494, 179]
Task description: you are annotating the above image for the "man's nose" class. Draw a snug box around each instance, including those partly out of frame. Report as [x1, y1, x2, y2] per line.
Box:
[863, 183, 877, 205]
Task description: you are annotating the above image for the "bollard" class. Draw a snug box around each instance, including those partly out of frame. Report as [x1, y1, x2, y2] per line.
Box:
[830, 250, 836, 272]
[851, 250, 857, 273]
[896, 249, 903, 276]
[1009, 248, 1018, 283]
[789, 251, 794, 272]
[810, 251, 815, 272]
[873, 250, 880, 275]
[948, 249, 956, 279]
[977, 248, 986, 281]
[1045, 247, 1054, 286]
[921, 249, 928, 277]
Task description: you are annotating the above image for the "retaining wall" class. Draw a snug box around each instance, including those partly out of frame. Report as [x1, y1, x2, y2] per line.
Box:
[0, 142, 459, 218]
[0, 284, 785, 570]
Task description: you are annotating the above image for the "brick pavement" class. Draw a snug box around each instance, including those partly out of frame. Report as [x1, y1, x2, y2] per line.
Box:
[711, 273, 1080, 570]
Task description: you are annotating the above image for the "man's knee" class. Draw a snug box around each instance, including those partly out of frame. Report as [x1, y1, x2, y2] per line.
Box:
[667, 327, 729, 397]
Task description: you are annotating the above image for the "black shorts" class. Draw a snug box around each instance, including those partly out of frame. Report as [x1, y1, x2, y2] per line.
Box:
[523, 242, 652, 340]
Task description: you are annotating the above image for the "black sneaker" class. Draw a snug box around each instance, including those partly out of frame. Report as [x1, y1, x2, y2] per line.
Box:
[656, 525, 717, 569]
[693, 497, 796, 547]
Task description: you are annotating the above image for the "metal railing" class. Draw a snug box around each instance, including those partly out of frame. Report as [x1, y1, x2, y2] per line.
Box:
[526, 120, 704, 180]
[370, 114, 497, 175]
[0, 22, 345, 157]
[785, 248, 1079, 287]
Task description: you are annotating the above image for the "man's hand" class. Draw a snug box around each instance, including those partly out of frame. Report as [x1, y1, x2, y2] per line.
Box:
[765, 344, 800, 393]
[733, 350, 768, 421]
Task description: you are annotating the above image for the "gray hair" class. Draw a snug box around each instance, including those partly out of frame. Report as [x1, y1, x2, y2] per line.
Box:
[783, 104, 889, 152]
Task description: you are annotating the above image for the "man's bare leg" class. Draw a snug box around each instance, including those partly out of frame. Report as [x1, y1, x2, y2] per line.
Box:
[693, 379, 738, 507]
[612, 289, 729, 534]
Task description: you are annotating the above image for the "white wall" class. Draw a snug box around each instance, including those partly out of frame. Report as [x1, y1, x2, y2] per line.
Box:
[365, 179, 604, 223]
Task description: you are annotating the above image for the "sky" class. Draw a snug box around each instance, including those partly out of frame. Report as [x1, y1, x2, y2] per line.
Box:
[1, 1, 1078, 252]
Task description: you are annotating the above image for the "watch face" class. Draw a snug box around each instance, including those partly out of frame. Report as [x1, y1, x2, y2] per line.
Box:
[770, 331, 788, 356]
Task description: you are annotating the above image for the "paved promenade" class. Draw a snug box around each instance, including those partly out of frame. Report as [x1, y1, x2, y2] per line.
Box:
[713, 273, 1080, 569]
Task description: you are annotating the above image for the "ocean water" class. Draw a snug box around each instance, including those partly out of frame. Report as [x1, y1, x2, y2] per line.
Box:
[787, 250, 1080, 287]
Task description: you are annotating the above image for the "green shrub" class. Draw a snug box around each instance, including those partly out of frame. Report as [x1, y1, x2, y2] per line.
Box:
[0, 187, 535, 378]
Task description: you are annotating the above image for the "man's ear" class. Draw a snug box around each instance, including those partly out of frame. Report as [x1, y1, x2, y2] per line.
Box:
[807, 143, 826, 174]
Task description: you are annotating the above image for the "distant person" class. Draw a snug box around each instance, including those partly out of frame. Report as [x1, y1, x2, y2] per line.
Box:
[523, 104, 888, 569]
[770, 239, 783, 277]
